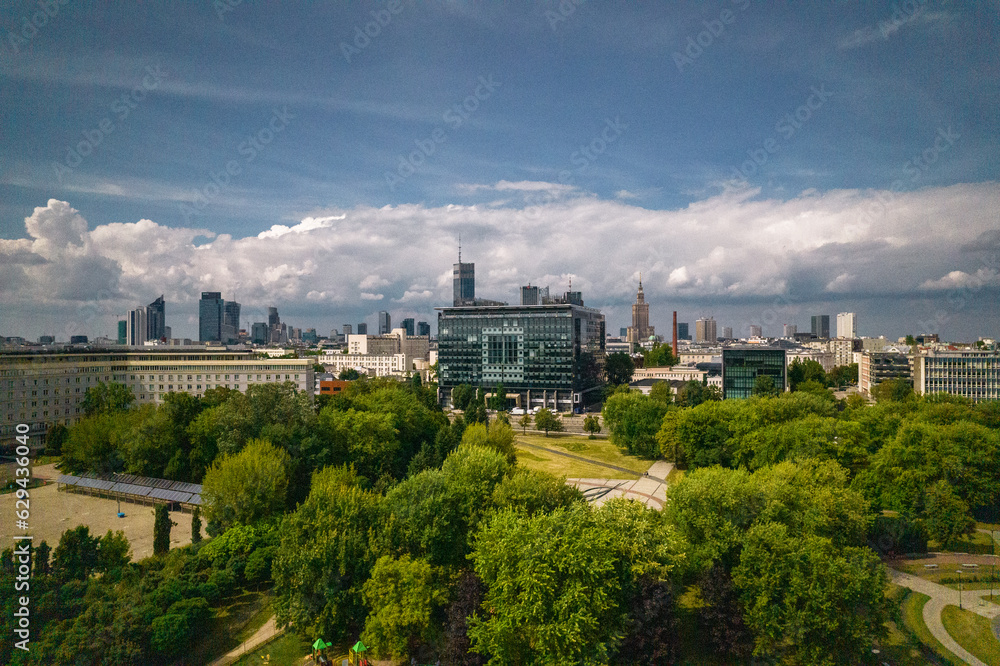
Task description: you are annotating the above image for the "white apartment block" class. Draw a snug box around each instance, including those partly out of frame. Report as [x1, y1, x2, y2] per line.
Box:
[632, 366, 708, 383]
[318, 352, 408, 377]
[786, 347, 836, 373]
[836, 312, 857, 339]
[1, 350, 313, 446]
[912, 350, 1000, 402]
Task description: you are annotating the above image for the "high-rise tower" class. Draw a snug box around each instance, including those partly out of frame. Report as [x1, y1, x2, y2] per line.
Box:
[453, 239, 475, 306]
[626, 276, 655, 344]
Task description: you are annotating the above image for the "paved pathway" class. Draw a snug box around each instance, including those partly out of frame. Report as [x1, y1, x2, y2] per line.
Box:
[567, 461, 674, 510]
[515, 440, 646, 477]
[889, 568, 1000, 666]
[208, 616, 282, 666]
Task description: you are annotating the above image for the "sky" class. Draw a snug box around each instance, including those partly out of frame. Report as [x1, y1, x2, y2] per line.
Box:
[1, 1, 998, 342]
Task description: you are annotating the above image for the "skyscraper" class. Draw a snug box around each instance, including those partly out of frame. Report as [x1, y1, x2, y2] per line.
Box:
[695, 317, 717, 343]
[783, 324, 797, 338]
[222, 300, 241, 343]
[811, 315, 830, 339]
[837, 312, 857, 339]
[401, 318, 415, 336]
[417, 321, 431, 337]
[127, 306, 148, 346]
[199, 292, 224, 342]
[357, 323, 368, 335]
[678, 322, 690, 340]
[453, 243, 475, 306]
[748, 324, 763, 338]
[147, 295, 166, 341]
[342, 324, 352, 337]
[721, 326, 733, 339]
[520, 284, 539, 305]
[378, 311, 391, 334]
[251, 322, 268, 344]
[626, 278, 654, 344]
[117, 320, 127, 345]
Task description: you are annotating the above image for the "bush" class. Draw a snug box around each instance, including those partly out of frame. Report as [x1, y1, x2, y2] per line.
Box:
[208, 569, 236, 597]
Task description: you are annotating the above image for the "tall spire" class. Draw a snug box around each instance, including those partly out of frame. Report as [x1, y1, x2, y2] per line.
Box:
[458, 233, 462, 263]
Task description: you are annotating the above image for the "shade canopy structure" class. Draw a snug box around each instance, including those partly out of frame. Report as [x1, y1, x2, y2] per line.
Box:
[312, 638, 331, 650]
[351, 641, 367, 653]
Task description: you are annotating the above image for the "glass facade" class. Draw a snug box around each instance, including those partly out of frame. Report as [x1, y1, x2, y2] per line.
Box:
[437, 304, 605, 408]
[199, 292, 223, 342]
[722, 347, 787, 399]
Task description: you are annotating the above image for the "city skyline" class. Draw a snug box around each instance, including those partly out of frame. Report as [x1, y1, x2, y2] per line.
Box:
[1, 3, 998, 341]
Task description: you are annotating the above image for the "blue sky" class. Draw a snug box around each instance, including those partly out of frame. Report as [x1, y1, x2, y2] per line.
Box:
[1, 1, 998, 341]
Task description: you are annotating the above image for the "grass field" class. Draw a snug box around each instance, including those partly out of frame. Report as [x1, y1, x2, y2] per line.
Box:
[899, 590, 966, 665]
[232, 631, 313, 665]
[929, 530, 997, 555]
[941, 605, 1000, 666]
[186, 590, 274, 664]
[513, 433, 653, 480]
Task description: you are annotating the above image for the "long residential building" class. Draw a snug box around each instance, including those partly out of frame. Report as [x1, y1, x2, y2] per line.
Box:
[317, 352, 408, 377]
[1, 349, 313, 446]
[859, 351, 912, 396]
[912, 350, 1000, 402]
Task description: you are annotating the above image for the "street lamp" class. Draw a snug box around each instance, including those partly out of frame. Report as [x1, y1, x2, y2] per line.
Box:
[956, 570, 963, 610]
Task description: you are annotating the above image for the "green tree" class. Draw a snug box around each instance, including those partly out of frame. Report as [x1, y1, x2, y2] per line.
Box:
[34, 540, 51, 576]
[787, 358, 828, 391]
[491, 467, 583, 516]
[488, 382, 506, 411]
[751, 375, 779, 397]
[648, 381, 674, 405]
[191, 507, 202, 544]
[460, 421, 517, 465]
[923, 480, 975, 548]
[45, 423, 69, 456]
[904, 334, 916, 346]
[339, 367, 361, 380]
[828, 363, 858, 387]
[675, 380, 721, 408]
[643, 341, 678, 368]
[153, 505, 175, 555]
[604, 352, 636, 386]
[872, 377, 914, 403]
[517, 413, 532, 434]
[96, 530, 131, 573]
[361, 555, 448, 659]
[80, 381, 135, 416]
[733, 522, 890, 665]
[464, 401, 488, 426]
[201, 438, 290, 528]
[533, 408, 562, 436]
[602, 391, 669, 457]
[52, 525, 99, 580]
[451, 384, 475, 410]
[583, 413, 601, 438]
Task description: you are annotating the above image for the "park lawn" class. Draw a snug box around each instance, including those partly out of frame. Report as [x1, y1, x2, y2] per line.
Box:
[232, 631, 313, 665]
[941, 605, 1000, 666]
[899, 590, 966, 666]
[515, 432, 653, 474]
[878, 584, 956, 665]
[514, 446, 640, 480]
[929, 530, 996, 555]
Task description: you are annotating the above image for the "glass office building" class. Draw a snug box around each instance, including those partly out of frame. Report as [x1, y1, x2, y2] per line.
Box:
[437, 303, 605, 411]
[722, 347, 787, 399]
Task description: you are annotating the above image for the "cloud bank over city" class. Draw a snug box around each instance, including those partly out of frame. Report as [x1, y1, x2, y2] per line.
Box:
[3, 179, 997, 340]
[1, 2, 998, 340]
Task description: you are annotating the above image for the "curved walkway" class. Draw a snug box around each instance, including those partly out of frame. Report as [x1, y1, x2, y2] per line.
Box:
[515, 440, 651, 478]
[208, 615, 282, 666]
[567, 461, 674, 510]
[889, 568, 1000, 666]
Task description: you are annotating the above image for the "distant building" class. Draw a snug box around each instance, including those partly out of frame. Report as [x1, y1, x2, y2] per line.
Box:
[199, 292, 224, 342]
[417, 321, 431, 337]
[378, 311, 391, 335]
[783, 324, 797, 338]
[859, 352, 912, 396]
[303, 328, 318, 343]
[357, 323, 368, 335]
[347, 328, 429, 370]
[720, 326, 732, 340]
[222, 300, 241, 343]
[69, 336, 88, 344]
[521, 284, 539, 306]
[251, 322, 269, 345]
[453, 257, 476, 306]
[147, 295, 166, 341]
[118, 320, 127, 345]
[677, 322, 690, 340]
[38, 335, 54, 345]
[318, 352, 408, 377]
[437, 302, 606, 412]
[811, 314, 830, 339]
[828, 337, 861, 367]
[837, 312, 857, 339]
[695, 317, 717, 344]
[127, 306, 148, 346]
[342, 324, 352, 337]
[912, 350, 1000, 402]
[626, 279, 654, 344]
[620, 327, 628, 338]
[748, 324, 763, 338]
[401, 318, 415, 336]
[722, 347, 787, 399]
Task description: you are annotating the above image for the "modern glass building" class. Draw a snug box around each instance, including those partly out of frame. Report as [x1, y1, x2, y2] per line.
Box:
[811, 314, 830, 339]
[147, 295, 166, 341]
[437, 303, 605, 411]
[722, 347, 787, 399]
[199, 292, 223, 342]
[453, 261, 475, 305]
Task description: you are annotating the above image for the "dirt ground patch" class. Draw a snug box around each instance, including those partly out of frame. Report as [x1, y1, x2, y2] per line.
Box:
[1, 480, 193, 560]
